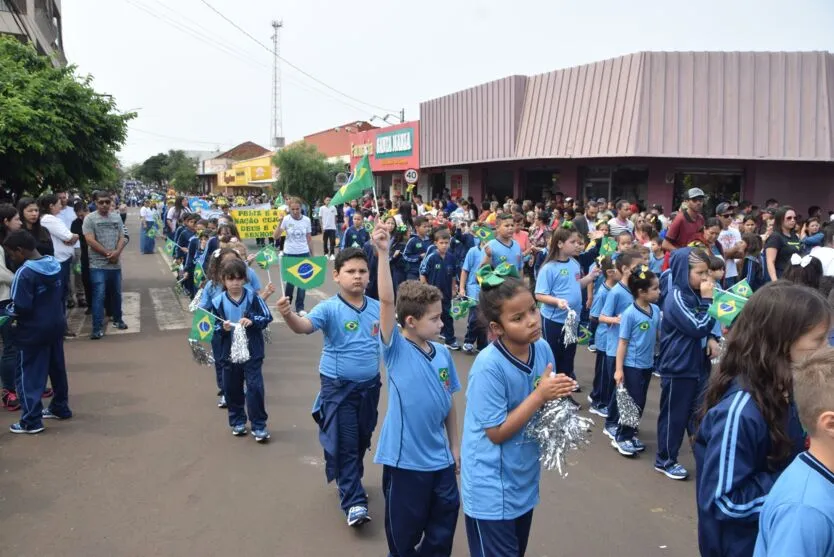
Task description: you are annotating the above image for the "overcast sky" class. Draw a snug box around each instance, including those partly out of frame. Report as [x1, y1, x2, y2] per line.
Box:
[63, 0, 834, 165]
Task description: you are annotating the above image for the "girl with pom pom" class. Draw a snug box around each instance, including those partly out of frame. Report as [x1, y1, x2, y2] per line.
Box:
[209, 258, 273, 443]
[461, 270, 576, 556]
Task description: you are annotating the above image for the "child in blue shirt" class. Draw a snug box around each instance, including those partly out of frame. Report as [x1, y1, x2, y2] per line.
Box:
[420, 229, 460, 350]
[694, 282, 828, 556]
[5, 230, 72, 435]
[657, 248, 722, 481]
[755, 347, 834, 557]
[341, 212, 370, 250]
[588, 256, 617, 417]
[535, 228, 601, 403]
[598, 250, 643, 437]
[611, 265, 660, 456]
[402, 216, 431, 280]
[461, 273, 576, 557]
[459, 242, 487, 354]
[277, 247, 381, 528]
[210, 258, 273, 442]
[485, 213, 523, 272]
[649, 238, 664, 274]
[375, 225, 462, 556]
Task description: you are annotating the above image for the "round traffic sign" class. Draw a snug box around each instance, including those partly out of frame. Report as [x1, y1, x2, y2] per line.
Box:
[404, 169, 419, 184]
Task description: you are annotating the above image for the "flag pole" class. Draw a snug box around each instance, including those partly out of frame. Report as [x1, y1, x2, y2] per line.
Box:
[276, 254, 284, 294]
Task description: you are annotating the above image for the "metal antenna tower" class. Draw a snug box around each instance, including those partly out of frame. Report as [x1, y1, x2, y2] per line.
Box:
[270, 19, 285, 150]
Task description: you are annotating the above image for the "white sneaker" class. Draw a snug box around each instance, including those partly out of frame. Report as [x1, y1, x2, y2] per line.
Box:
[297, 310, 308, 317]
[329, 255, 335, 261]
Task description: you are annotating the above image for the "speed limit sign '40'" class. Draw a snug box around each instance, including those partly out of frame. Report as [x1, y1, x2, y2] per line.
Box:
[404, 169, 419, 184]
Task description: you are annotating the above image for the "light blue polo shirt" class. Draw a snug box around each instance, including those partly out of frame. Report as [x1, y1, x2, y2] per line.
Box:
[307, 294, 381, 382]
[619, 302, 661, 369]
[487, 238, 523, 272]
[461, 338, 556, 520]
[591, 282, 611, 347]
[601, 282, 634, 357]
[535, 258, 582, 323]
[462, 246, 484, 299]
[374, 326, 460, 471]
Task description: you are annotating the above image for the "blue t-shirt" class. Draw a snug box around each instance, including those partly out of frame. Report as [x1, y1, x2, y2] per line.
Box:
[307, 294, 381, 382]
[462, 246, 484, 299]
[535, 258, 582, 323]
[247, 266, 262, 292]
[591, 283, 612, 347]
[649, 252, 664, 274]
[374, 327, 460, 472]
[754, 452, 834, 557]
[601, 282, 634, 357]
[461, 338, 556, 520]
[487, 238, 523, 272]
[619, 302, 661, 369]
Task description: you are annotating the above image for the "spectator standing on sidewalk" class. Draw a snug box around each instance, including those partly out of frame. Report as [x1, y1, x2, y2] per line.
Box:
[57, 191, 83, 308]
[38, 194, 79, 339]
[83, 191, 128, 340]
[319, 196, 338, 261]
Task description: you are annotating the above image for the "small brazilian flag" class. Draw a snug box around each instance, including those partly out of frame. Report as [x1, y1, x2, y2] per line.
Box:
[165, 238, 176, 255]
[0, 315, 11, 328]
[708, 290, 747, 327]
[282, 256, 327, 289]
[255, 246, 278, 269]
[363, 221, 374, 233]
[599, 237, 618, 257]
[729, 279, 752, 299]
[193, 265, 204, 284]
[189, 308, 214, 343]
[577, 325, 592, 345]
[471, 224, 495, 243]
[450, 298, 477, 320]
[146, 227, 156, 239]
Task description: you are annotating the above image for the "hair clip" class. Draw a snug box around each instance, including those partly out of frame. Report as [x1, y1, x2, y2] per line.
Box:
[790, 253, 813, 268]
[212, 249, 221, 259]
[475, 263, 520, 286]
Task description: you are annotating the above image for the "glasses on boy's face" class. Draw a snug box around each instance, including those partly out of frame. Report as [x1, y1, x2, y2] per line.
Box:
[720, 213, 733, 219]
[97, 199, 112, 205]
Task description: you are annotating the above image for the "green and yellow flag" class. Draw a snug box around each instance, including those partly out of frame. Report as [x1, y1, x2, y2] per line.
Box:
[282, 255, 328, 289]
[146, 227, 156, 239]
[577, 325, 592, 345]
[450, 298, 478, 320]
[599, 237, 618, 257]
[255, 246, 278, 270]
[729, 279, 753, 299]
[330, 154, 374, 207]
[193, 265, 204, 285]
[165, 238, 176, 255]
[471, 224, 495, 243]
[189, 308, 214, 343]
[708, 290, 747, 327]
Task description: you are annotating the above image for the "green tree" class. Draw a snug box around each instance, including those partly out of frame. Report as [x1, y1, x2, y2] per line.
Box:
[165, 150, 197, 193]
[272, 143, 340, 205]
[0, 37, 134, 199]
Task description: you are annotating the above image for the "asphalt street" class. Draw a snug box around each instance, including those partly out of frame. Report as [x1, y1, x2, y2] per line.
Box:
[0, 211, 699, 557]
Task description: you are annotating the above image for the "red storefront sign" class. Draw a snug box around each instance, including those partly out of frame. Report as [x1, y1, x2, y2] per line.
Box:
[349, 121, 420, 173]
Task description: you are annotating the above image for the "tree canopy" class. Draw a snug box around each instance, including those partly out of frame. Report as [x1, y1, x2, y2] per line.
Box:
[134, 150, 197, 192]
[0, 37, 134, 199]
[272, 142, 342, 205]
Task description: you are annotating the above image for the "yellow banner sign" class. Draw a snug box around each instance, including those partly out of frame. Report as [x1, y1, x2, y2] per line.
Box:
[230, 208, 285, 239]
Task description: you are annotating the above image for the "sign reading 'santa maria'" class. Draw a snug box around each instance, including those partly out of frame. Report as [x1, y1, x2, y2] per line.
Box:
[375, 128, 413, 159]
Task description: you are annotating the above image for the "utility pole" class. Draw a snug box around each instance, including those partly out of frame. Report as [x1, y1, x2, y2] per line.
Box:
[271, 19, 285, 150]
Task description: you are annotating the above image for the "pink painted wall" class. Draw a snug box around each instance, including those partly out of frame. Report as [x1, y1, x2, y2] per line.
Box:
[750, 161, 834, 212]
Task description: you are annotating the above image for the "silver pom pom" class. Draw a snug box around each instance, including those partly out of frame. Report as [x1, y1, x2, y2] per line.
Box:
[616, 384, 641, 429]
[188, 339, 214, 366]
[561, 309, 579, 345]
[262, 326, 272, 344]
[524, 397, 595, 477]
[710, 336, 726, 366]
[230, 324, 250, 363]
[188, 288, 203, 313]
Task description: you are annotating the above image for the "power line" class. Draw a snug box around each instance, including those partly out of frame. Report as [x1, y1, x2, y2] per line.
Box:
[128, 127, 229, 146]
[197, 0, 399, 113]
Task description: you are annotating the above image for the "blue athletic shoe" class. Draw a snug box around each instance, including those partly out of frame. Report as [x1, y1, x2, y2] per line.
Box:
[42, 408, 72, 420]
[347, 505, 371, 527]
[611, 439, 637, 456]
[252, 429, 270, 443]
[603, 424, 617, 440]
[655, 463, 689, 480]
[631, 437, 646, 452]
[231, 424, 247, 437]
[9, 422, 44, 434]
[588, 405, 609, 418]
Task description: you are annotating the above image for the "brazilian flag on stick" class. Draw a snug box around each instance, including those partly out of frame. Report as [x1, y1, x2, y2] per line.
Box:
[471, 224, 495, 243]
[255, 246, 278, 269]
[708, 290, 748, 327]
[728, 279, 753, 299]
[577, 325, 592, 345]
[282, 255, 328, 289]
[193, 265, 204, 285]
[146, 227, 156, 239]
[189, 308, 214, 343]
[165, 238, 176, 256]
[450, 298, 478, 320]
[330, 154, 374, 207]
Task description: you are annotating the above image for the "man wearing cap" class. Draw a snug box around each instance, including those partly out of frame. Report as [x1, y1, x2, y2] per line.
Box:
[662, 188, 706, 251]
[715, 202, 745, 287]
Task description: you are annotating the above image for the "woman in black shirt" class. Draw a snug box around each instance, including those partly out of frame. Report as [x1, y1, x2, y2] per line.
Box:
[17, 197, 54, 257]
[764, 206, 801, 281]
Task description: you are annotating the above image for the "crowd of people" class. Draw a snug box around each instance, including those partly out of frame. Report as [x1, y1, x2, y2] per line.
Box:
[6, 181, 834, 556]
[154, 185, 834, 557]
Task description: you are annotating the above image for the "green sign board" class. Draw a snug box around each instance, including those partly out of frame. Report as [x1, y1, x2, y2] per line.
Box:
[375, 128, 414, 159]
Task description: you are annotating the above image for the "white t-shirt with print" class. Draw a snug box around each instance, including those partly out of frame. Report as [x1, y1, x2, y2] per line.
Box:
[281, 215, 312, 255]
[318, 205, 337, 231]
[718, 227, 742, 278]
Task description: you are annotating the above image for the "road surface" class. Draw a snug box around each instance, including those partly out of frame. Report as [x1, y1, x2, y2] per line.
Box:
[0, 211, 699, 556]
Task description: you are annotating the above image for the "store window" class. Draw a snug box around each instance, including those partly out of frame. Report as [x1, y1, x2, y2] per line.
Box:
[484, 169, 514, 203]
[672, 170, 743, 216]
[523, 169, 560, 202]
[581, 166, 648, 206]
